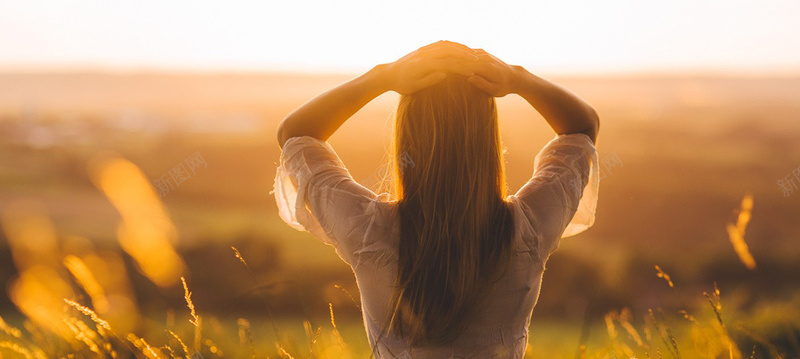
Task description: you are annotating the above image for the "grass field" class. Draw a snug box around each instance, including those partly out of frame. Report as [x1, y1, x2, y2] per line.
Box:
[0, 71, 799, 358]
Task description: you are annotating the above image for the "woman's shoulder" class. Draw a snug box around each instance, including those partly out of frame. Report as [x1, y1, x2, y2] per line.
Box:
[364, 194, 401, 241]
[376, 198, 401, 232]
[503, 195, 541, 254]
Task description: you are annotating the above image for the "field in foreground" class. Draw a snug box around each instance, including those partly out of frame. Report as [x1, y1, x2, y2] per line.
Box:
[0, 245, 798, 358]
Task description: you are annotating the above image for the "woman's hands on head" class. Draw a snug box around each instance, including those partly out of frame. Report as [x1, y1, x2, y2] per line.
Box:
[379, 40, 480, 95]
[465, 48, 523, 97]
[378, 40, 522, 97]
[375, 41, 598, 141]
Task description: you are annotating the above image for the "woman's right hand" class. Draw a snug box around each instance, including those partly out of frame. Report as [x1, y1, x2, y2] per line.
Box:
[379, 40, 479, 95]
[466, 49, 523, 97]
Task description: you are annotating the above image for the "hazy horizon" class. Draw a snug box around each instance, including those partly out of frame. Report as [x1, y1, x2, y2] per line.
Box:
[2, 66, 800, 79]
[3, 0, 800, 77]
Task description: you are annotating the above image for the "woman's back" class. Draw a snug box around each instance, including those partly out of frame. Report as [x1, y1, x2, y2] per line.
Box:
[273, 132, 598, 358]
[356, 197, 544, 358]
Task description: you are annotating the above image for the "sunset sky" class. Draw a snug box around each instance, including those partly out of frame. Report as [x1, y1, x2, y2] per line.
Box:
[1, 0, 799, 74]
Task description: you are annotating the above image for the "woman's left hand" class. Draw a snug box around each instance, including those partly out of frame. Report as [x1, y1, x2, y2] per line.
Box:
[378, 40, 480, 95]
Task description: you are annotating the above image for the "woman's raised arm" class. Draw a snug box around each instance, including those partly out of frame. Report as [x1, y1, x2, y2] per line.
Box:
[513, 67, 599, 143]
[276, 65, 387, 149]
[466, 50, 599, 143]
[277, 41, 479, 148]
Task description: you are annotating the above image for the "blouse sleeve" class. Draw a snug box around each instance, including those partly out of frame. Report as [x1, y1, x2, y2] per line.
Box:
[509, 133, 599, 261]
[272, 135, 385, 266]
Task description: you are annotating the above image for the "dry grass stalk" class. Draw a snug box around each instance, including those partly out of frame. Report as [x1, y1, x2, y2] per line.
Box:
[655, 265, 675, 290]
[231, 246, 248, 266]
[127, 333, 162, 359]
[63, 316, 103, 356]
[0, 340, 36, 359]
[180, 277, 200, 328]
[334, 284, 361, 309]
[0, 315, 22, 338]
[278, 345, 296, 359]
[230, 246, 282, 345]
[166, 329, 190, 359]
[726, 194, 756, 270]
[329, 302, 347, 352]
[64, 299, 111, 332]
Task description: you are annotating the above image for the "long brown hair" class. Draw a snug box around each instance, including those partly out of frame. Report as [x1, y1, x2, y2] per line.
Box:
[381, 74, 516, 346]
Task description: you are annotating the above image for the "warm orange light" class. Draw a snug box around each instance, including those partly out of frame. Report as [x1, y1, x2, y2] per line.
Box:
[726, 194, 756, 270]
[88, 152, 186, 288]
[1, 200, 75, 340]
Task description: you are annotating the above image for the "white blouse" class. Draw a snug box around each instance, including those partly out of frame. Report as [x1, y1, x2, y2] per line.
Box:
[273, 133, 599, 358]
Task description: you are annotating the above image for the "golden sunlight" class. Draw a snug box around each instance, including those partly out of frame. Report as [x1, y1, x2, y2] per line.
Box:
[88, 152, 186, 288]
[726, 194, 756, 270]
